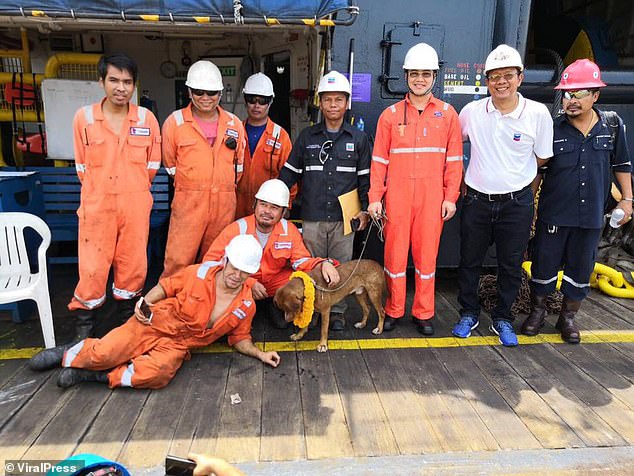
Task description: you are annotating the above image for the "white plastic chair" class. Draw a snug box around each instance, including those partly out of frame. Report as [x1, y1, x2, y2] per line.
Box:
[0, 212, 55, 348]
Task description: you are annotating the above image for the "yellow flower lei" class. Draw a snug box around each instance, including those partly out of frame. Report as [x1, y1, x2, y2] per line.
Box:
[289, 271, 315, 329]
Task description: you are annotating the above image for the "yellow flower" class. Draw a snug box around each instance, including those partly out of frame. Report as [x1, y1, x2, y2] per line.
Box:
[289, 271, 315, 329]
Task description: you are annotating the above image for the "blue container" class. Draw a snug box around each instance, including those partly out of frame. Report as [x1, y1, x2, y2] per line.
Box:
[0, 171, 46, 323]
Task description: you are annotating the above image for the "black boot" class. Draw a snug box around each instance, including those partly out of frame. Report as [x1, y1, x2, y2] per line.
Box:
[268, 300, 290, 329]
[74, 310, 95, 342]
[29, 343, 75, 371]
[521, 293, 548, 336]
[115, 298, 137, 326]
[556, 298, 581, 344]
[57, 368, 109, 388]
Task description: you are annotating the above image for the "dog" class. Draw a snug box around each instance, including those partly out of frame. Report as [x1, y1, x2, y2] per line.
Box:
[273, 259, 386, 352]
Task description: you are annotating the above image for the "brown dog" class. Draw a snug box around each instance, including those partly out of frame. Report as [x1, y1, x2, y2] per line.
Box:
[273, 259, 386, 352]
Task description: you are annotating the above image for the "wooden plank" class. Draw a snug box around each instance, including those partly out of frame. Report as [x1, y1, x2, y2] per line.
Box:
[23, 383, 112, 460]
[178, 353, 233, 458]
[74, 389, 150, 461]
[0, 364, 54, 432]
[118, 361, 196, 469]
[297, 350, 353, 460]
[259, 351, 306, 461]
[395, 346, 480, 452]
[362, 348, 444, 454]
[432, 346, 542, 450]
[499, 346, 626, 447]
[550, 343, 634, 408]
[0, 359, 23, 387]
[214, 352, 264, 463]
[460, 344, 583, 448]
[0, 373, 76, 460]
[523, 343, 634, 443]
[329, 349, 399, 457]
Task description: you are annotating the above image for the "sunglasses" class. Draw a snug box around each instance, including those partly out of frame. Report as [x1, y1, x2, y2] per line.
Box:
[191, 88, 221, 97]
[245, 95, 272, 105]
[563, 90, 594, 100]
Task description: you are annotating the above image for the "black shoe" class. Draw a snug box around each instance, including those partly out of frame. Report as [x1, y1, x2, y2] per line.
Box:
[414, 317, 434, 336]
[29, 343, 74, 371]
[115, 298, 137, 326]
[74, 310, 95, 341]
[57, 368, 109, 388]
[383, 315, 399, 332]
[329, 313, 345, 331]
[268, 301, 290, 329]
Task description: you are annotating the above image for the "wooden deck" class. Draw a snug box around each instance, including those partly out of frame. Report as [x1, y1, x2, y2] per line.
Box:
[1, 269, 634, 474]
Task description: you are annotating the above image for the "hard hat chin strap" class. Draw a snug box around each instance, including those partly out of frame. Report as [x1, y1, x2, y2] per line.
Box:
[407, 71, 437, 97]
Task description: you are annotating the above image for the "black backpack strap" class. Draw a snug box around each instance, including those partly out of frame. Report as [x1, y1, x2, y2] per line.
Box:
[602, 110, 620, 150]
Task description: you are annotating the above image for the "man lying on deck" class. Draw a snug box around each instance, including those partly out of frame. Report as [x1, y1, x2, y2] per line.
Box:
[28, 235, 280, 389]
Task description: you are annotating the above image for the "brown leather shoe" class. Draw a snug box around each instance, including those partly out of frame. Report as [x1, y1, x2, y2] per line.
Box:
[521, 293, 548, 336]
[556, 298, 581, 344]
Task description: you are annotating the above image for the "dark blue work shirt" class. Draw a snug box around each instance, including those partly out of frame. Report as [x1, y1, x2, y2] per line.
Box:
[538, 109, 631, 229]
[279, 122, 371, 222]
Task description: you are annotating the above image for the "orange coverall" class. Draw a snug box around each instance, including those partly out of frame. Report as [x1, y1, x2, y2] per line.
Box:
[369, 95, 463, 320]
[161, 104, 246, 277]
[235, 118, 296, 219]
[69, 100, 161, 311]
[62, 261, 256, 389]
[204, 215, 326, 296]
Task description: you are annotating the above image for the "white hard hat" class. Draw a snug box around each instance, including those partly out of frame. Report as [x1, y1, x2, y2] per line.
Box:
[317, 71, 351, 96]
[403, 43, 440, 70]
[243, 72, 275, 97]
[484, 44, 524, 74]
[254, 179, 290, 208]
[224, 234, 262, 274]
[186, 60, 224, 91]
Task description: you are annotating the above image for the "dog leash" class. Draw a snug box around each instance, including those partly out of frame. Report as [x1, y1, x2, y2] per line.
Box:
[313, 212, 387, 294]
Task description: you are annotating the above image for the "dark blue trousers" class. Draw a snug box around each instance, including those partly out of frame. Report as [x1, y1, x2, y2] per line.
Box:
[530, 221, 602, 301]
[458, 187, 534, 322]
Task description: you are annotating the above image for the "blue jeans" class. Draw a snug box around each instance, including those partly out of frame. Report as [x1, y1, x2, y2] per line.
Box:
[458, 186, 534, 322]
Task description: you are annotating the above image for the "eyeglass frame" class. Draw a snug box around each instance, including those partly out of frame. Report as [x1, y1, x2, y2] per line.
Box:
[319, 140, 333, 164]
[190, 88, 221, 97]
[486, 71, 520, 83]
[244, 95, 273, 105]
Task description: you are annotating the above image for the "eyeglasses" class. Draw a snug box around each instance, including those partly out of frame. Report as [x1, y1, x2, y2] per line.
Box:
[487, 72, 518, 83]
[190, 88, 221, 97]
[563, 90, 594, 100]
[319, 140, 333, 164]
[408, 71, 434, 79]
[245, 95, 272, 105]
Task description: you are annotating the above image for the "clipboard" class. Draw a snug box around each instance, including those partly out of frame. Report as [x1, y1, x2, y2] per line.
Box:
[338, 188, 361, 235]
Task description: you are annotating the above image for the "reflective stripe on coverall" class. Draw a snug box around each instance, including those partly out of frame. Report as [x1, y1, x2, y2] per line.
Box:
[369, 95, 463, 320]
[161, 104, 246, 278]
[204, 215, 327, 296]
[235, 118, 296, 219]
[63, 261, 256, 389]
[69, 101, 161, 311]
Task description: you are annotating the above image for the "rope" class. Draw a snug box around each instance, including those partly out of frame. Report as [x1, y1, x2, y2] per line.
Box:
[478, 271, 563, 315]
[313, 212, 386, 294]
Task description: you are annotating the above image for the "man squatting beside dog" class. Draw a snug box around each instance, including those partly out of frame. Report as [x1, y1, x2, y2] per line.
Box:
[29, 235, 280, 388]
[203, 179, 341, 329]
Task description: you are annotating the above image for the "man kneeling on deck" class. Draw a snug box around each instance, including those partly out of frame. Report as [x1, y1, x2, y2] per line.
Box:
[29, 235, 280, 389]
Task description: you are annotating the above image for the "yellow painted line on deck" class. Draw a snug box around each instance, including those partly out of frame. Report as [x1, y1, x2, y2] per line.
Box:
[2, 330, 634, 360]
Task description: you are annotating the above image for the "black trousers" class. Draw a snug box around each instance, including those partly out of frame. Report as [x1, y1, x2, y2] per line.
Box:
[457, 186, 534, 322]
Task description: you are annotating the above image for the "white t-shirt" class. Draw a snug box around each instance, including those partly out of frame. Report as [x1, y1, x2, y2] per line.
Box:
[459, 93, 553, 194]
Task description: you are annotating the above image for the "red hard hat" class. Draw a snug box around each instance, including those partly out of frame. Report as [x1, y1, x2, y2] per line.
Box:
[555, 59, 606, 90]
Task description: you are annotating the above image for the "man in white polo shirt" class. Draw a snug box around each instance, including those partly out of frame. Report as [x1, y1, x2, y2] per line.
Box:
[452, 44, 553, 346]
